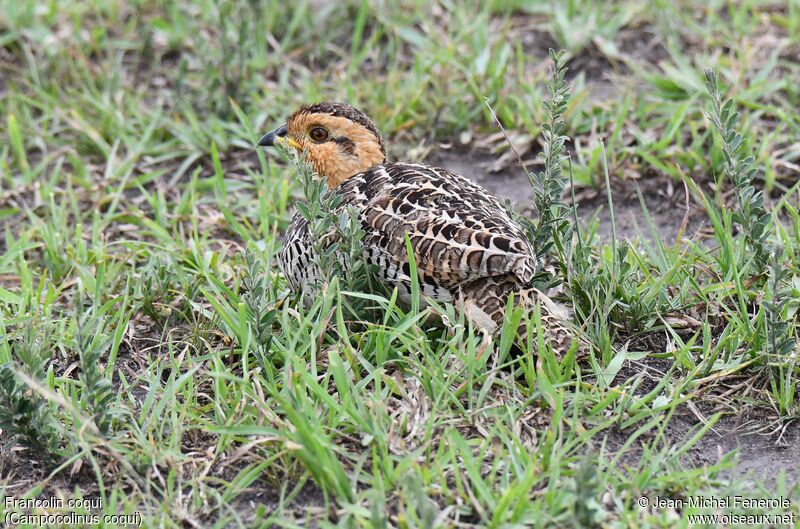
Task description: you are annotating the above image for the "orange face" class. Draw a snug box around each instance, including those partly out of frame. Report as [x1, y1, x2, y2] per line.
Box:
[259, 103, 386, 188]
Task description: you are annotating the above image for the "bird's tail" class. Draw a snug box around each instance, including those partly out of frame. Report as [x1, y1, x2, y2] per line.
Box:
[455, 277, 580, 356]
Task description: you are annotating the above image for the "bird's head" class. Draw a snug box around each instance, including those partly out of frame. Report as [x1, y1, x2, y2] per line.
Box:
[258, 102, 386, 188]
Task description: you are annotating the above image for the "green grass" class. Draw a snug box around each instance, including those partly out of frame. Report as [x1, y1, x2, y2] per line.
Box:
[1, 0, 799, 527]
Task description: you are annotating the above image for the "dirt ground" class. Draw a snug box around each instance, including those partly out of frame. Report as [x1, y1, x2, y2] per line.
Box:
[426, 148, 800, 488]
[428, 148, 708, 244]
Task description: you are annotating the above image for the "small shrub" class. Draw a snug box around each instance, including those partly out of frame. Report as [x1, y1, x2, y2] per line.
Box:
[0, 325, 63, 460]
[285, 151, 376, 305]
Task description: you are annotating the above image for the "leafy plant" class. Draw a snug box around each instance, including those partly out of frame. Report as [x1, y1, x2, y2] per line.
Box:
[705, 69, 798, 415]
[75, 307, 117, 435]
[241, 247, 279, 357]
[526, 49, 574, 263]
[765, 245, 798, 415]
[704, 69, 772, 272]
[135, 258, 176, 325]
[0, 324, 63, 459]
[285, 150, 375, 304]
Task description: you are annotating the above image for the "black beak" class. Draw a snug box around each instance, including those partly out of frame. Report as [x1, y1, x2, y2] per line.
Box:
[257, 124, 288, 147]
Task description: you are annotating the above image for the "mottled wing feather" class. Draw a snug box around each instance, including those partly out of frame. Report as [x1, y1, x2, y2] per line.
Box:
[279, 162, 536, 303]
[348, 163, 536, 286]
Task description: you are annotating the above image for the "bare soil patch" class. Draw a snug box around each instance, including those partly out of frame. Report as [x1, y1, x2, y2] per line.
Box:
[600, 395, 800, 486]
[426, 147, 708, 243]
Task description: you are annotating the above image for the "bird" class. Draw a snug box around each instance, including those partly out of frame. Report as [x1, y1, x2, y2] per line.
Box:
[258, 102, 574, 352]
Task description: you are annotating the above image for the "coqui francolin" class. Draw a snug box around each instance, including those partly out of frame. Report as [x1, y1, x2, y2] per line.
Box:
[259, 102, 575, 352]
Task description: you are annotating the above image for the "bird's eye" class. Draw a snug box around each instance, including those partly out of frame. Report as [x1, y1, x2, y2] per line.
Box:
[309, 127, 330, 142]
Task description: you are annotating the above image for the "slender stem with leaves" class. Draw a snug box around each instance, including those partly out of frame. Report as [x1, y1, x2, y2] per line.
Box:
[529, 49, 573, 260]
[765, 244, 798, 415]
[705, 69, 797, 414]
[75, 307, 116, 436]
[704, 69, 772, 272]
[284, 149, 374, 305]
